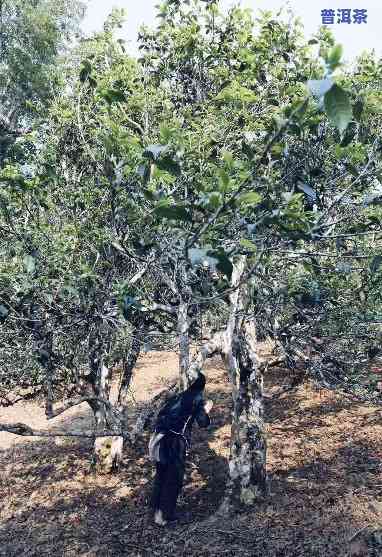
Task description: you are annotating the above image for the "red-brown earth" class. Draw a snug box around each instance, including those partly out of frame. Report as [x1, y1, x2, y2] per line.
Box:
[0, 351, 381, 556]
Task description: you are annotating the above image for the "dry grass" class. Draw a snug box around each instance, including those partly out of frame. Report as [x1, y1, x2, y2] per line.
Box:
[0, 351, 381, 556]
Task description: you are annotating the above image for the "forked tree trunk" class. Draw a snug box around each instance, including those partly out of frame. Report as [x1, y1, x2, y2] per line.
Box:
[220, 257, 267, 513]
[186, 331, 225, 383]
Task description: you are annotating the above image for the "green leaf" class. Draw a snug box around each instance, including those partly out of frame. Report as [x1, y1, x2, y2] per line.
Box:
[353, 98, 364, 122]
[327, 44, 343, 71]
[0, 304, 9, 319]
[88, 76, 97, 88]
[207, 249, 233, 280]
[324, 84, 352, 133]
[79, 60, 92, 82]
[159, 124, 176, 143]
[137, 163, 151, 184]
[24, 255, 35, 274]
[222, 150, 234, 168]
[201, 191, 222, 209]
[218, 169, 230, 190]
[238, 192, 262, 206]
[364, 92, 382, 115]
[155, 156, 181, 176]
[239, 238, 257, 252]
[215, 82, 257, 104]
[100, 89, 126, 104]
[270, 143, 283, 158]
[370, 255, 382, 274]
[281, 191, 295, 203]
[154, 204, 191, 221]
[143, 188, 156, 201]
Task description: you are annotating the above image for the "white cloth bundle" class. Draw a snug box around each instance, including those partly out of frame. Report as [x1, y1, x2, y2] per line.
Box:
[148, 432, 165, 462]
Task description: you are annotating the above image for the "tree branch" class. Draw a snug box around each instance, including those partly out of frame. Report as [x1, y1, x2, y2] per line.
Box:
[0, 422, 127, 438]
[46, 395, 114, 420]
[141, 301, 177, 315]
[186, 98, 309, 249]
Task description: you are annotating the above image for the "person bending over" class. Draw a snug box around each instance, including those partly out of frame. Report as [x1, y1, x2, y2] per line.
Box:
[149, 373, 213, 526]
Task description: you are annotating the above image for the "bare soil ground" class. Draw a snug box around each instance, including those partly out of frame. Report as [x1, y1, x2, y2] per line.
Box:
[0, 351, 381, 556]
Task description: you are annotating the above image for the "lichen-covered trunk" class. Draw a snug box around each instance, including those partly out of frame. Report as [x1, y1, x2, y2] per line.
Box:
[178, 300, 190, 390]
[225, 321, 267, 510]
[92, 409, 123, 475]
[88, 346, 122, 474]
[220, 257, 267, 512]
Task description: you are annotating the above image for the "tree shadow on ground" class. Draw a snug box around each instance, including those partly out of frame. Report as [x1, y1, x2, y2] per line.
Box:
[1, 433, 380, 557]
[0, 369, 381, 557]
[0, 378, 229, 556]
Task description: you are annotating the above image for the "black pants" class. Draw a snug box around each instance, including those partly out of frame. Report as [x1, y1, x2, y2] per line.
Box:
[150, 434, 186, 520]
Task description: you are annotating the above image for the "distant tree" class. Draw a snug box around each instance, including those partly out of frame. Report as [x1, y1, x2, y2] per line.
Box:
[0, 0, 85, 163]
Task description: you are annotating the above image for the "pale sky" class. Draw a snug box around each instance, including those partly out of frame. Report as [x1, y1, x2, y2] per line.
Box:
[82, 1, 381, 62]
